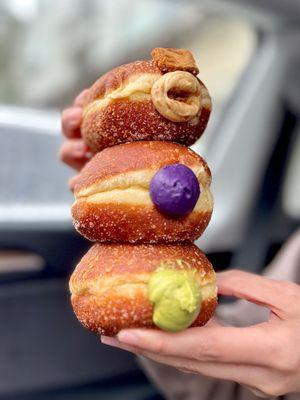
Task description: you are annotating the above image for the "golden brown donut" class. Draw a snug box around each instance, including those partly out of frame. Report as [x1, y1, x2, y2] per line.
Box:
[81, 48, 211, 153]
[69, 243, 217, 336]
[71, 141, 213, 243]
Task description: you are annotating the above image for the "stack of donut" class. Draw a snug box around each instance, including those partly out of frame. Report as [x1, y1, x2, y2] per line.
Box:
[69, 48, 217, 336]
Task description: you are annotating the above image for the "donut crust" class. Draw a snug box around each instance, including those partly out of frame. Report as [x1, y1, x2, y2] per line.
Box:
[81, 57, 211, 152]
[72, 141, 213, 243]
[70, 243, 217, 336]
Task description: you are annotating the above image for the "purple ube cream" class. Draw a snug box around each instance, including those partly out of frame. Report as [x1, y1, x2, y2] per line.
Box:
[150, 163, 200, 217]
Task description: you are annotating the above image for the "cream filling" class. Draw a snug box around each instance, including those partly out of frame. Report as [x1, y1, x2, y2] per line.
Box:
[83, 73, 160, 117]
[70, 272, 217, 302]
[83, 72, 211, 122]
[151, 71, 202, 122]
[75, 165, 213, 212]
[76, 166, 211, 199]
[82, 185, 213, 213]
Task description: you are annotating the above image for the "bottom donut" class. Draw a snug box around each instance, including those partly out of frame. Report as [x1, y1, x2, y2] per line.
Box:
[69, 243, 217, 336]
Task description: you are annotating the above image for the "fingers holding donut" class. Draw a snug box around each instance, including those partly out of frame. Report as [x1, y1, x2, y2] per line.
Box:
[59, 139, 92, 172]
[61, 107, 83, 139]
[60, 89, 92, 172]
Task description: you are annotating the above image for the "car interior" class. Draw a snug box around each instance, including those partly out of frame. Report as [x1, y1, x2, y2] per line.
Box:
[0, 1, 299, 399]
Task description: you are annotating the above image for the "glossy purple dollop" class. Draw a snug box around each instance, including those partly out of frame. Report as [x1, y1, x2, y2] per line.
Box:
[150, 163, 200, 217]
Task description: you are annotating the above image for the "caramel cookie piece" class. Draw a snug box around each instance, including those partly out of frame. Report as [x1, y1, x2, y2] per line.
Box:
[151, 47, 199, 75]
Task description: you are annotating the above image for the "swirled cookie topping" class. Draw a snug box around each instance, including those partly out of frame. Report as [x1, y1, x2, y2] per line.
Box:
[151, 71, 201, 122]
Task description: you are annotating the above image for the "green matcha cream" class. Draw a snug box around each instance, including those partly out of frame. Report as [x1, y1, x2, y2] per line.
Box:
[148, 266, 202, 332]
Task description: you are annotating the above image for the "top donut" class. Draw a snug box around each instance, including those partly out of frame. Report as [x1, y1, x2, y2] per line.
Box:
[81, 48, 212, 153]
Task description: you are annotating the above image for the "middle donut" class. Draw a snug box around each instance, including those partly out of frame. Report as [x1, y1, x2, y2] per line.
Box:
[72, 141, 213, 243]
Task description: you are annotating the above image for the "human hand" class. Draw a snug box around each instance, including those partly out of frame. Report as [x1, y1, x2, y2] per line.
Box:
[101, 270, 300, 398]
[59, 89, 92, 189]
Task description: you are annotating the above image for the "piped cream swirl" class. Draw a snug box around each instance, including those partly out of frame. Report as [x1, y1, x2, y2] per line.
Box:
[151, 71, 202, 122]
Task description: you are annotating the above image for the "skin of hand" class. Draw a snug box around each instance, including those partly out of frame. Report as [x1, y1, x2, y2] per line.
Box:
[59, 89, 92, 189]
[101, 270, 300, 398]
[60, 95, 300, 398]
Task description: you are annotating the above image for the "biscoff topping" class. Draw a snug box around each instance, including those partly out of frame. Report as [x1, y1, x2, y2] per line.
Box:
[151, 48, 199, 75]
[151, 71, 201, 122]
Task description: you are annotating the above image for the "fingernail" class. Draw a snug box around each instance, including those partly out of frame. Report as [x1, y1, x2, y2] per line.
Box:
[65, 107, 82, 119]
[65, 108, 82, 127]
[101, 336, 120, 347]
[117, 331, 140, 346]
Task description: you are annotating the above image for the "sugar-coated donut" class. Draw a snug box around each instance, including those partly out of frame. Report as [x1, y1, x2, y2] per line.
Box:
[81, 48, 211, 152]
[71, 141, 213, 243]
[69, 243, 217, 336]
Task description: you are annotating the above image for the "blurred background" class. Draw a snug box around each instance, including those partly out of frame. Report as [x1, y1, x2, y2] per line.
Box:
[0, 0, 299, 399]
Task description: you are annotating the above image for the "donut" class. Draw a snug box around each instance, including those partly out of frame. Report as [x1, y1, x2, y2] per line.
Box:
[71, 141, 213, 243]
[81, 48, 211, 152]
[69, 242, 217, 336]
